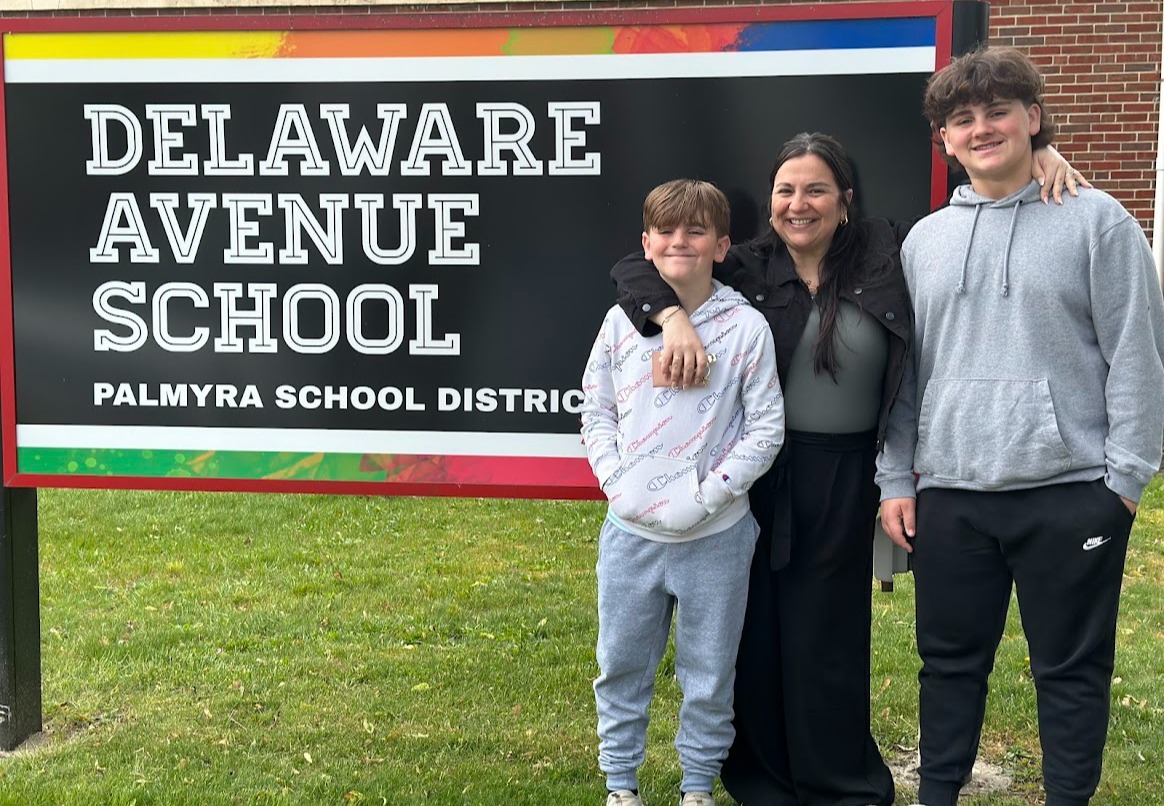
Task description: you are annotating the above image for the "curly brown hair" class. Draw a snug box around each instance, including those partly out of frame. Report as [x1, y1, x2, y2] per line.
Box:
[924, 47, 1055, 167]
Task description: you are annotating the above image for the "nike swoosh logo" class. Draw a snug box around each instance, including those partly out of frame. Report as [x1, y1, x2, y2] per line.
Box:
[1083, 537, 1112, 551]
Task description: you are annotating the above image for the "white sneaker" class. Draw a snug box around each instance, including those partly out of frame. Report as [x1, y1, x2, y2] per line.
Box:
[680, 793, 715, 806]
[606, 790, 643, 806]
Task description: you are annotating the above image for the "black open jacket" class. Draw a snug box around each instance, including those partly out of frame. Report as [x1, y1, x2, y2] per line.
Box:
[611, 218, 913, 451]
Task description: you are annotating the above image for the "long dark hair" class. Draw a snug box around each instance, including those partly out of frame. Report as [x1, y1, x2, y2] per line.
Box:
[754, 132, 866, 379]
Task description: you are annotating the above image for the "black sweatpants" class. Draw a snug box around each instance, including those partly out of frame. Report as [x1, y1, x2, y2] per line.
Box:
[913, 480, 1134, 806]
[721, 431, 895, 806]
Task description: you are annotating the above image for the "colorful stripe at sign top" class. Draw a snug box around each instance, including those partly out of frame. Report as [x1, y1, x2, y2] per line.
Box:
[3, 19, 937, 82]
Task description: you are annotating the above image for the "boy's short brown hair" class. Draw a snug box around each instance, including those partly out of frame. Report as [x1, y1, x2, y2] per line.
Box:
[642, 179, 730, 238]
[923, 47, 1055, 165]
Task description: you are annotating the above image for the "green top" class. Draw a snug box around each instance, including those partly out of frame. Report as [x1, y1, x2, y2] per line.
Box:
[783, 299, 888, 433]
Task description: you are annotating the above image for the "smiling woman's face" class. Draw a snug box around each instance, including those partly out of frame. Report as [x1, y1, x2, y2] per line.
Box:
[769, 153, 851, 259]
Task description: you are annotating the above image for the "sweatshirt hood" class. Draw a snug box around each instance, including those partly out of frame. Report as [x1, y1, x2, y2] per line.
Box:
[948, 180, 1043, 296]
[687, 279, 750, 326]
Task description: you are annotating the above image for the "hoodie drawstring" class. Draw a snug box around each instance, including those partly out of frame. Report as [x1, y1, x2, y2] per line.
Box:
[957, 204, 982, 294]
[1000, 201, 1022, 297]
[957, 201, 1023, 297]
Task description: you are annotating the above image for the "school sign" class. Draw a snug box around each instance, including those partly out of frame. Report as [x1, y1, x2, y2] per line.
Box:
[0, 2, 978, 500]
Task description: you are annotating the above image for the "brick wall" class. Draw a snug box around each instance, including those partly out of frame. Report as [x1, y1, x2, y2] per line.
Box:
[990, 0, 1162, 239]
[2, 0, 1161, 237]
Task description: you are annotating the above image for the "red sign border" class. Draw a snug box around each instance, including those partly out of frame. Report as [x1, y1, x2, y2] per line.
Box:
[0, 2, 954, 498]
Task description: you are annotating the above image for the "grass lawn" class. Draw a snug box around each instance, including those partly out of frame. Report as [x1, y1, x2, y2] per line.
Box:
[0, 478, 1160, 805]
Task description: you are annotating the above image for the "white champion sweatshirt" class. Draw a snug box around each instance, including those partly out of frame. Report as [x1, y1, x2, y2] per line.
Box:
[581, 280, 784, 541]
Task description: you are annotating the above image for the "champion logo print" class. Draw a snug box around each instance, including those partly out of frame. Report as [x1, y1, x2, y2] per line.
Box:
[1082, 536, 1112, 551]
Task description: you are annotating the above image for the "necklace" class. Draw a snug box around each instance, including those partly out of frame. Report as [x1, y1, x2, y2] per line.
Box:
[792, 253, 824, 297]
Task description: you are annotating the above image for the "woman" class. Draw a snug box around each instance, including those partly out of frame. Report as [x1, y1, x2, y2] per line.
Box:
[608, 133, 1082, 805]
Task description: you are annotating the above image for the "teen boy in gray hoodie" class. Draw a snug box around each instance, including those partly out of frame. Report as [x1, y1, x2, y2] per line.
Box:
[877, 48, 1164, 806]
[581, 179, 784, 806]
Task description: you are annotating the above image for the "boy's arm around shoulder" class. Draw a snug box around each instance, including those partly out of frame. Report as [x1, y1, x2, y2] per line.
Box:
[701, 319, 784, 511]
[1090, 215, 1164, 503]
[579, 309, 624, 490]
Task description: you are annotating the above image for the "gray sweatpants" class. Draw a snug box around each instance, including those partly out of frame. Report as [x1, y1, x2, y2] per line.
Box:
[594, 513, 758, 794]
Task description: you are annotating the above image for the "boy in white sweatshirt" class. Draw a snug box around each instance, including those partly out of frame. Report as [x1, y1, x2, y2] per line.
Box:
[581, 179, 784, 806]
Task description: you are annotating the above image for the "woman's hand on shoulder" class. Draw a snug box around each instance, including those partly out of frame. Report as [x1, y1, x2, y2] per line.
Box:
[1031, 145, 1092, 205]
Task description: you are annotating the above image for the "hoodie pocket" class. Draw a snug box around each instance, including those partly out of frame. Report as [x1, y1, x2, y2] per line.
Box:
[605, 452, 711, 536]
[916, 378, 1072, 487]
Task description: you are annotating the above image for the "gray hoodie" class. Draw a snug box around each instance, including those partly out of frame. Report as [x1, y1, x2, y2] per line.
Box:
[876, 181, 1164, 502]
[581, 281, 784, 541]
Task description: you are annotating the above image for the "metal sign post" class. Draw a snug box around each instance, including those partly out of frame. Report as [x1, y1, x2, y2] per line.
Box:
[0, 479, 39, 750]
